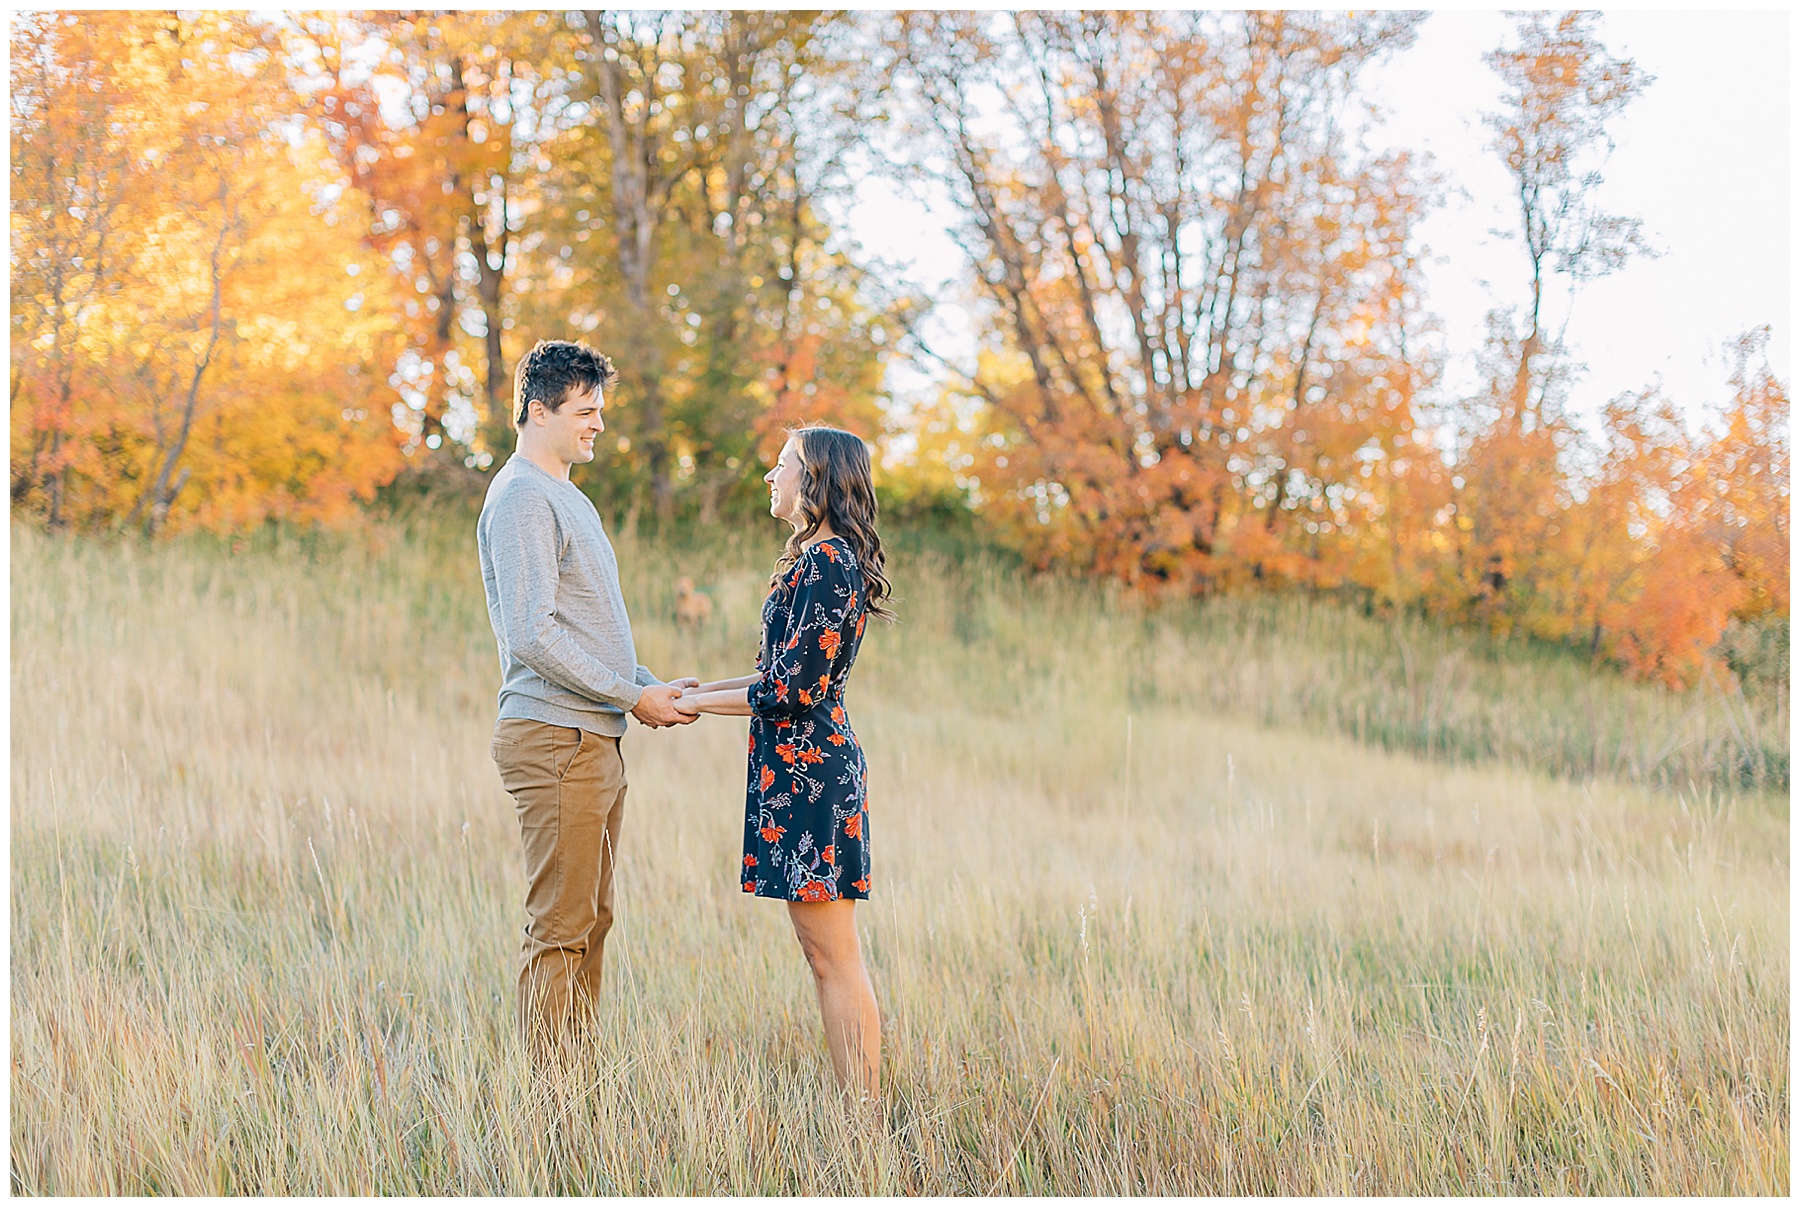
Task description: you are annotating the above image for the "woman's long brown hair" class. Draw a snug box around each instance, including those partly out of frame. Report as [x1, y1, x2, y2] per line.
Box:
[770, 425, 895, 620]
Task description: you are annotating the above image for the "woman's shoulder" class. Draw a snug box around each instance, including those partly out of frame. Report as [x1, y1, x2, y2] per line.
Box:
[805, 534, 860, 573]
[776, 535, 860, 597]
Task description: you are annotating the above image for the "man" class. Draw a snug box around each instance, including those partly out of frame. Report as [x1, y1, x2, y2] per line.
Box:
[477, 338, 695, 1052]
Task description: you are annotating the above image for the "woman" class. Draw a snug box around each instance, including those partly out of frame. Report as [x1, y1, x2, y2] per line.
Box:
[674, 425, 893, 1103]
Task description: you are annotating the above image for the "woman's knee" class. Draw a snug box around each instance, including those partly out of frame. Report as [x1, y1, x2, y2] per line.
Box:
[794, 929, 849, 978]
[789, 905, 859, 977]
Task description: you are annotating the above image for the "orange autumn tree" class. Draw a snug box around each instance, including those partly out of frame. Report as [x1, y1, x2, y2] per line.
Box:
[1702, 328, 1790, 623]
[1543, 388, 1733, 688]
[1552, 388, 1692, 660]
[297, 11, 550, 467]
[1594, 329, 1790, 689]
[1582, 337, 1791, 691]
[887, 11, 1438, 594]
[1439, 13, 1785, 689]
[1449, 10, 1651, 632]
[10, 11, 404, 534]
[1413, 330, 1786, 692]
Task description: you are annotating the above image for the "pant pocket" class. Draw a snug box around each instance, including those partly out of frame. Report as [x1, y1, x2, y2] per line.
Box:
[491, 718, 534, 766]
[493, 721, 573, 792]
[552, 727, 586, 782]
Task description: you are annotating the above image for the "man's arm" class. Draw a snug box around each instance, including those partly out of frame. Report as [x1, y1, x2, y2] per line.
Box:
[485, 491, 645, 712]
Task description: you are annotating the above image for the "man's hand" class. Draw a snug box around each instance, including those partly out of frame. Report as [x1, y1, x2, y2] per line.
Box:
[632, 684, 695, 728]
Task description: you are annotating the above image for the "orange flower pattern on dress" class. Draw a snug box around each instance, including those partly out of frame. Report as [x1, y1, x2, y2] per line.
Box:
[741, 536, 872, 902]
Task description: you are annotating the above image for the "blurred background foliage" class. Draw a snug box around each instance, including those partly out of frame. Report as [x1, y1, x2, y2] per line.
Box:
[10, 10, 1787, 701]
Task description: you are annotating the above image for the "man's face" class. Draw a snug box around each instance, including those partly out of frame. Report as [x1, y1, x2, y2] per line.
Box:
[534, 384, 605, 465]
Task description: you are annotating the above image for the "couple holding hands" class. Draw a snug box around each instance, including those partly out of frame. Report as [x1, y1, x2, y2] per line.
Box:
[476, 339, 888, 1102]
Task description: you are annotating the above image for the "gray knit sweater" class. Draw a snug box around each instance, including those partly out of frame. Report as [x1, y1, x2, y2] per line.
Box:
[477, 455, 660, 737]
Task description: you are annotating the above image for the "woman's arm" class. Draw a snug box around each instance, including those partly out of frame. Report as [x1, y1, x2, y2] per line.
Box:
[686, 673, 759, 694]
[673, 687, 752, 717]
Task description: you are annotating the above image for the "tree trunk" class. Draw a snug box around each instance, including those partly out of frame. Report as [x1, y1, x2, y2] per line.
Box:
[423, 272, 455, 447]
[132, 182, 231, 536]
[45, 433, 66, 530]
[589, 11, 673, 521]
[461, 57, 514, 458]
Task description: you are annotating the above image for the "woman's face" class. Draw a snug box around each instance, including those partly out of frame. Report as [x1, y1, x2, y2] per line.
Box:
[764, 436, 806, 528]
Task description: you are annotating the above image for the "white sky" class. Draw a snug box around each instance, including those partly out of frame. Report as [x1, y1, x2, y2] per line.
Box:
[841, 10, 1791, 437]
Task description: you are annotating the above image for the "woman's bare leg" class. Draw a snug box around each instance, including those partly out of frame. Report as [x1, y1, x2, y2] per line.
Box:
[787, 899, 880, 1101]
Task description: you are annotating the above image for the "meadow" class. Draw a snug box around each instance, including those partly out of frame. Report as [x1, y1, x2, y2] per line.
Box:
[9, 514, 1789, 1194]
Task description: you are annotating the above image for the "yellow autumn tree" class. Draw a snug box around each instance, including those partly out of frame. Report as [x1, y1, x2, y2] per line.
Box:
[11, 11, 404, 534]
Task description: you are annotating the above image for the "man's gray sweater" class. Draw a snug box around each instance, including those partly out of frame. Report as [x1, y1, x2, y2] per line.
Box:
[477, 455, 659, 738]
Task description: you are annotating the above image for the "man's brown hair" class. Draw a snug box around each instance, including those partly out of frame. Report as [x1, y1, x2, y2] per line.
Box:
[513, 340, 618, 427]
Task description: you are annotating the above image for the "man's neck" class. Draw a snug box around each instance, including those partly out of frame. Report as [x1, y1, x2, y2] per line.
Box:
[515, 439, 572, 482]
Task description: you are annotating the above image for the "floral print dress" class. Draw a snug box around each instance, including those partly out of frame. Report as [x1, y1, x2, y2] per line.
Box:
[742, 536, 870, 902]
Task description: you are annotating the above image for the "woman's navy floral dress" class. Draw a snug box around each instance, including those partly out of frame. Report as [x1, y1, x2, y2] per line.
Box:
[743, 536, 870, 902]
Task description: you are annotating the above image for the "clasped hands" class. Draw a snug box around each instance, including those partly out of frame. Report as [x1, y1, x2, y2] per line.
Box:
[634, 673, 756, 727]
[630, 677, 701, 729]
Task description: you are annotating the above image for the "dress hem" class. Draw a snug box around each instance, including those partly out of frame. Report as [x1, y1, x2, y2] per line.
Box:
[744, 885, 871, 903]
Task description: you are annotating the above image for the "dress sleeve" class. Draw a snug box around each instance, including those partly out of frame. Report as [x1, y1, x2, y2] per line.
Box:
[747, 546, 855, 721]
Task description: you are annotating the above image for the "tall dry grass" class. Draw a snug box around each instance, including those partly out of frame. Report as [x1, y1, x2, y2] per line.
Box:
[10, 517, 1788, 1193]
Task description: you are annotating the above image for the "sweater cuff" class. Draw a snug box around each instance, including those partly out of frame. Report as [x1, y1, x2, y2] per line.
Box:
[616, 680, 647, 712]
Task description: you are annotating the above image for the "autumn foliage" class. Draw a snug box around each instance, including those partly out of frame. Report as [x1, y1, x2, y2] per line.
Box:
[9, 11, 1787, 691]
[10, 12, 405, 534]
[888, 12, 1785, 690]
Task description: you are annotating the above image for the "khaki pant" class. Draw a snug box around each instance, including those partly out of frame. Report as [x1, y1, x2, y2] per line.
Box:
[489, 717, 627, 1050]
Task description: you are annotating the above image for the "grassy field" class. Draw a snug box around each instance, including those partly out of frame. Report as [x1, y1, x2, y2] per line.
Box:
[9, 515, 1789, 1193]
